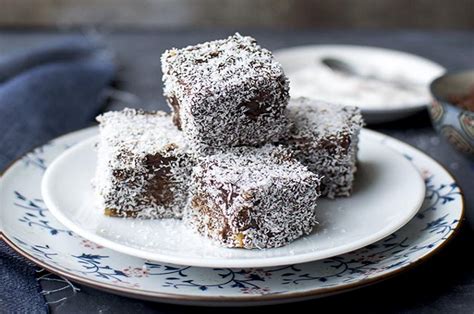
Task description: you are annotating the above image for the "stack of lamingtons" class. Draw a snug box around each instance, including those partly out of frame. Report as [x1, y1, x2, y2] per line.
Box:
[94, 33, 364, 249]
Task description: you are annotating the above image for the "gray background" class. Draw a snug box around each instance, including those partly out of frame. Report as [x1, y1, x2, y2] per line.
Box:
[0, 0, 474, 29]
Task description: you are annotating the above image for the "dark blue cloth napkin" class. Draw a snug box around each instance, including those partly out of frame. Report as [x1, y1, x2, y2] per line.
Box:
[0, 38, 116, 313]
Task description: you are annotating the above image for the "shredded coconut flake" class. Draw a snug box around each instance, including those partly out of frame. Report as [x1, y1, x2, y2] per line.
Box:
[285, 98, 364, 198]
[161, 33, 290, 151]
[94, 108, 193, 218]
[184, 145, 321, 249]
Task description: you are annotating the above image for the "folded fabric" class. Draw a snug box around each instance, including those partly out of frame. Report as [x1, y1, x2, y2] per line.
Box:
[0, 38, 116, 167]
[0, 37, 116, 313]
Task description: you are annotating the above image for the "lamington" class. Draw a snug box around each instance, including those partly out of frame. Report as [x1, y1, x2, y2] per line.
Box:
[285, 98, 364, 198]
[185, 145, 321, 249]
[161, 33, 290, 152]
[94, 108, 193, 218]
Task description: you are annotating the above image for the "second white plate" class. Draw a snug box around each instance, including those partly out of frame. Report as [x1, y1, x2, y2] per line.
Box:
[41, 129, 425, 268]
[274, 45, 445, 123]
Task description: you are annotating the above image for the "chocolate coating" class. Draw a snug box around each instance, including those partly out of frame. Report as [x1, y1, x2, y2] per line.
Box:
[161, 33, 290, 152]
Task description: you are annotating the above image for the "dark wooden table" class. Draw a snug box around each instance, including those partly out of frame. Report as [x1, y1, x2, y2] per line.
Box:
[1, 29, 473, 313]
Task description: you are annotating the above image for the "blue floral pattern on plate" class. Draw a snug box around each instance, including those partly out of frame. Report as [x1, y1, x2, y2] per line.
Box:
[0, 127, 463, 303]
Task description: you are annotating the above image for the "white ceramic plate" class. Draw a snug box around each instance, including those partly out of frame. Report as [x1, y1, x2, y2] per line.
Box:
[40, 129, 424, 268]
[274, 45, 445, 123]
[0, 127, 464, 305]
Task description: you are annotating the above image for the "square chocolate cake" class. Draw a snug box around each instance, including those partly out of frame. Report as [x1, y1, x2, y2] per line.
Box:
[161, 33, 290, 152]
[285, 98, 364, 198]
[94, 108, 193, 218]
[185, 145, 321, 249]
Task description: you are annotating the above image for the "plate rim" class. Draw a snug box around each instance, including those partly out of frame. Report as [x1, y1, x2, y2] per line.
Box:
[0, 127, 465, 305]
[0, 212, 465, 306]
[273, 44, 446, 114]
[40, 130, 425, 268]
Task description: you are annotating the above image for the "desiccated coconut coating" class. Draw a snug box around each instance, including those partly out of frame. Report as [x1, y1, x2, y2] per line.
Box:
[94, 108, 193, 218]
[185, 145, 321, 249]
[285, 98, 364, 198]
[161, 33, 290, 152]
